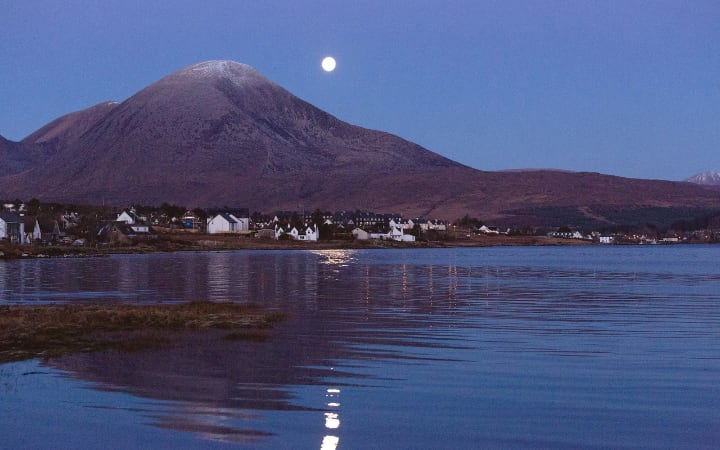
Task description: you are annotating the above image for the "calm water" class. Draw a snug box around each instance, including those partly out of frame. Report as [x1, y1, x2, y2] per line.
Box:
[1, 246, 719, 449]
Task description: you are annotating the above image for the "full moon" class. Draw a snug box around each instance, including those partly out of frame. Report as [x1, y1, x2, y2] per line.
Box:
[321, 56, 336, 72]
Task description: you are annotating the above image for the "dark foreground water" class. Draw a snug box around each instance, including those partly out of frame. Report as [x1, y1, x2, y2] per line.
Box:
[1, 246, 719, 449]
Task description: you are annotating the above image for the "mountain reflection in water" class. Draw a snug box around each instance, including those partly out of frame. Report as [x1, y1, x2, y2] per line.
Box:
[47, 249, 472, 444]
[2, 247, 719, 449]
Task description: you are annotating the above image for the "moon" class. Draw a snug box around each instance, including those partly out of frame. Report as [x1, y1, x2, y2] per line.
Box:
[321, 56, 336, 72]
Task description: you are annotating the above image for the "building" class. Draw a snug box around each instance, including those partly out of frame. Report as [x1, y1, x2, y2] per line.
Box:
[0, 212, 26, 243]
[97, 222, 157, 243]
[275, 224, 319, 241]
[207, 211, 250, 234]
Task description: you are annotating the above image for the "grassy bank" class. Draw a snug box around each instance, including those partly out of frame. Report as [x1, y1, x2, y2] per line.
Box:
[0, 233, 596, 259]
[0, 301, 285, 363]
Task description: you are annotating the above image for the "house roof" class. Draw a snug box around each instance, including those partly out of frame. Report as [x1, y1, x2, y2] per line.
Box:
[213, 212, 239, 224]
[207, 208, 249, 219]
[0, 211, 22, 223]
[109, 222, 154, 236]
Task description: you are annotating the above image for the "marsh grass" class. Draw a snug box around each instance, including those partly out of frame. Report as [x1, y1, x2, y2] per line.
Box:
[0, 302, 285, 362]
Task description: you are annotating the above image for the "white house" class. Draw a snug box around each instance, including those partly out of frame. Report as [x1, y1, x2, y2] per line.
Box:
[207, 212, 249, 234]
[599, 236, 614, 244]
[274, 224, 319, 241]
[117, 210, 136, 225]
[419, 219, 447, 232]
[352, 227, 370, 240]
[116, 208, 147, 225]
[550, 229, 585, 240]
[361, 225, 415, 242]
[275, 225, 297, 240]
[389, 218, 415, 230]
[478, 225, 500, 235]
[298, 224, 320, 241]
[0, 212, 26, 243]
[388, 224, 415, 242]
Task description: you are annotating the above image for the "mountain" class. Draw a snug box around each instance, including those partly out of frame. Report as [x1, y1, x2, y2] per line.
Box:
[685, 171, 720, 186]
[2, 60, 720, 227]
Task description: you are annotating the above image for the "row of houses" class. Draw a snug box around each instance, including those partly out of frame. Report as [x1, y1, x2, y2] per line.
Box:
[351, 224, 416, 242]
[202, 210, 447, 234]
[188, 208, 447, 242]
[546, 228, 690, 245]
[2, 202, 450, 244]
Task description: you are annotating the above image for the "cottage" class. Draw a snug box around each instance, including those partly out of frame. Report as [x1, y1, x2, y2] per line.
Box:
[352, 228, 370, 240]
[550, 228, 585, 240]
[419, 219, 447, 232]
[387, 224, 415, 242]
[117, 210, 136, 225]
[0, 212, 26, 243]
[389, 218, 415, 230]
[478, 225, 500, 235]
[297, 224, 320, 241]
[355, 224, 415, 242]
[116, 207, 148, 225]
[207, 211, 250, 234]
[274, 224, 319, 241]
[98, 222, 157, 243]
[275, 225, 298, 240]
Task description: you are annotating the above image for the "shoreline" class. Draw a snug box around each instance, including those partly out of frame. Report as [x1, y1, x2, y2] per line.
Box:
[1, 232, 713, 260]
[0, 234, 593, 259]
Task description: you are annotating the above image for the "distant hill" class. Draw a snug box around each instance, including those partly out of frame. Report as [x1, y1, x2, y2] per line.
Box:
[2, 60, 720, 228]
[685, 171, 720, 186]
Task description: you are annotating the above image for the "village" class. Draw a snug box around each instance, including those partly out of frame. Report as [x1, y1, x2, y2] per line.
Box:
[0, 203, 441, 246]
[1, 199, 719, 252]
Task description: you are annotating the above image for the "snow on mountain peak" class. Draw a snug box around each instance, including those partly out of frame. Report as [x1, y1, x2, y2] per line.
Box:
[178, 60, 263, 85]
[685, 171, 720, 186]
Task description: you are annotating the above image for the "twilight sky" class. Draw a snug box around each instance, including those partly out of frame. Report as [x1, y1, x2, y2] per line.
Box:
[2, 0, 718, 180]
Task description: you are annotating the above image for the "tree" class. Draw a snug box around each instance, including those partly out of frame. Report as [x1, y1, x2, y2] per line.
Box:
[76, 213, 101, 243]
[454, 214, 483, 229]
[319, 223, 333, 240]
[192, 208, 207, 221]
[310, 209, 321, 225]
[251, 211, 264, 223]
[26, 198, 41, 215]
[160, 203, 185, 220]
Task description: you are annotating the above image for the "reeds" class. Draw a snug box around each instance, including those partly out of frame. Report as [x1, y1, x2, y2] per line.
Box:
[0, 301, 285, 362]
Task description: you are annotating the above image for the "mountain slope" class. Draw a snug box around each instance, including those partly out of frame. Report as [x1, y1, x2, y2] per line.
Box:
[0, 134, 55, 177]
[9, 61, 461, 208]
[1, 60, 719, 226]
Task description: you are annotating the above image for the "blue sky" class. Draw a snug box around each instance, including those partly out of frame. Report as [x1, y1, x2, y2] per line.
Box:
[2, 0, 718, 180]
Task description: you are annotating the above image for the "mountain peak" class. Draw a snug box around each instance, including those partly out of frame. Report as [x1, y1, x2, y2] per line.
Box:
[174, 60, 267, 85]
[685, 171, 720, 186]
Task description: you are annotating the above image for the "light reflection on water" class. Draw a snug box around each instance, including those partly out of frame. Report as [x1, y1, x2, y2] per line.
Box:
[1, 246, 719, 449]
